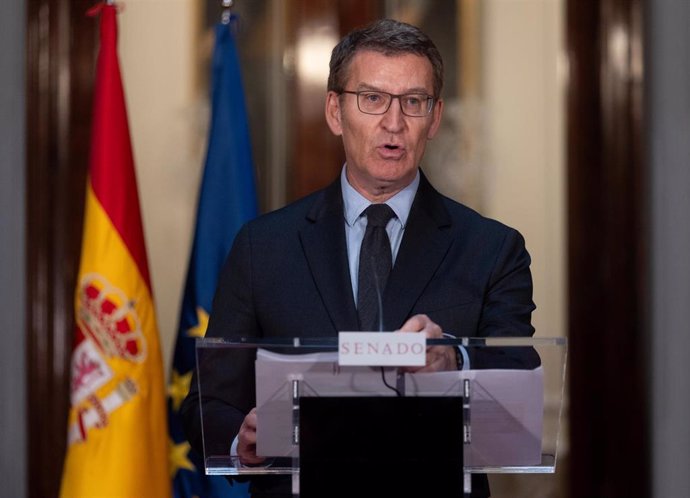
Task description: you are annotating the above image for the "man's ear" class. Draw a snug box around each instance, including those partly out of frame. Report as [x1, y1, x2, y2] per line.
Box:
[324, 91, 343, 136]
[426, 98, 444, 140]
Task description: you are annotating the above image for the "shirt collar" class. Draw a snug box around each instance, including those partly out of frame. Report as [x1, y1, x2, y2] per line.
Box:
[341, 165, 419, 227]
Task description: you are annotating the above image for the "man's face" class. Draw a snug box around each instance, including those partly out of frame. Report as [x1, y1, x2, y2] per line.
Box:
[325, 50, 443, 201]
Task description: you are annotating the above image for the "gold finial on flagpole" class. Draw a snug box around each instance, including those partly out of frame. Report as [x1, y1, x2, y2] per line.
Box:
[221, 0, 234, 25]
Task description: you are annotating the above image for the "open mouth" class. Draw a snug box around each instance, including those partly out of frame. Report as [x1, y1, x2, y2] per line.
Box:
[378, 144, 405, 159]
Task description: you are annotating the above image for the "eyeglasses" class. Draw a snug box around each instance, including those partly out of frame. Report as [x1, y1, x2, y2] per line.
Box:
[340, 90, 435, 117]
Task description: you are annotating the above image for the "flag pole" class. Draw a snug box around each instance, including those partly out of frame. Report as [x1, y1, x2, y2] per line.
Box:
[221, 0, 234, 25]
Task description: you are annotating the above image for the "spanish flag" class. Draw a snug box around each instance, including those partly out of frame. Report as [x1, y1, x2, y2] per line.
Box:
[60, 4, 170, 497]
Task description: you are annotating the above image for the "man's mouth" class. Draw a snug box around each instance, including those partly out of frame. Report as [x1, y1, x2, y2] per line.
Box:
[377, 143, 405, 159]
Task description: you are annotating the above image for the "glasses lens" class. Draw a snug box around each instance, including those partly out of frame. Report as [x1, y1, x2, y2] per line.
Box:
[357, 92, 391, 114]
[353, 91, 433, 116]
[400, 94, 431, 116]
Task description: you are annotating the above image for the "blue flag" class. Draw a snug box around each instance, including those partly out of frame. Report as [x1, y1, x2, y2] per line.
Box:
[168, 19, 257, 498]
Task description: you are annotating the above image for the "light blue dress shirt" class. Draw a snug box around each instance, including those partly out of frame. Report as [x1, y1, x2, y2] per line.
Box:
[340, 165, 419, 303]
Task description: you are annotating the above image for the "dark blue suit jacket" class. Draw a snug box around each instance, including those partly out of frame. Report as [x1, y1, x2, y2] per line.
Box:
[181, 172, 536, 497]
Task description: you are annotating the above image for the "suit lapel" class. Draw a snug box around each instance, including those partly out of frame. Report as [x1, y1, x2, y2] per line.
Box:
[383, 173, 452, 329]
[299, 179, 360, 333]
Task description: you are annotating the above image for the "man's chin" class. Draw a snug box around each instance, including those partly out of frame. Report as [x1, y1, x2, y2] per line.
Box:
[370, 167, 416, 188]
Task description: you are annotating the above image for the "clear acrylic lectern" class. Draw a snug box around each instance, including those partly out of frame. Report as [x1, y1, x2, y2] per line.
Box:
[195, 336, 566, 497]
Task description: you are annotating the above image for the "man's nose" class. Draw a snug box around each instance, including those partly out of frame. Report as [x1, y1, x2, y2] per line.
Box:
[380, 96, 405, 132]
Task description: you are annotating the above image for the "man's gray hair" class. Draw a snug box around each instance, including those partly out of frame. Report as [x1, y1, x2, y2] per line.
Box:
[327, 18, 444, 98]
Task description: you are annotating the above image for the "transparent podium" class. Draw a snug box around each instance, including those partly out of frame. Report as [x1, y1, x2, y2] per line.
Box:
[196, 336, 567, 498]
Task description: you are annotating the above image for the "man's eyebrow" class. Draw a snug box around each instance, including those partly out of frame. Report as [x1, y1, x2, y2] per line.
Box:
[354, 83, 383, 92]
[354, 83, 432, 94]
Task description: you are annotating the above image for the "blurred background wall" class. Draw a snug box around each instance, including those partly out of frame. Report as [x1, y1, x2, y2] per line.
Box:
[118, 0, 206, 377]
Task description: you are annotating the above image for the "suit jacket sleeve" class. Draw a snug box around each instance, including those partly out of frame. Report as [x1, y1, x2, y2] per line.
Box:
[480, 227, 534, 337]
[181, 223, 258, 458]
[472, 227, 539, 369]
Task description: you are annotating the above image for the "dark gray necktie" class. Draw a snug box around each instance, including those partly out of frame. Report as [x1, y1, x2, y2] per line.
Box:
[357, 204, 396, 331]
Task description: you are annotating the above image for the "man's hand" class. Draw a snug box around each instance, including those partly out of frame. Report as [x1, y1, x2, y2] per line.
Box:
[398, 314, 457, 372]
[237, 408, 266, 466]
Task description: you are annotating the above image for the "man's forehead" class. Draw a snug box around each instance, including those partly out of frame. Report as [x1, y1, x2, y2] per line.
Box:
[345, 50, 434, 92]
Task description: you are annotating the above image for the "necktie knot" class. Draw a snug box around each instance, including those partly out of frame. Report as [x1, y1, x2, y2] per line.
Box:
[363, 204, 395, 228]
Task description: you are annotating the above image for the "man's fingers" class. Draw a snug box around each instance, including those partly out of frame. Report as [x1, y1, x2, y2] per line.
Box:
[425, 321, 442, 339]
[238, 409, 257, 441]
[244, 408, 258, 429]
[399, 314, 442, 338]
[238, 408, 265, 465]
[397, 314, 451, 371]
[408, 345, 456, 373]
[399, 314, 426, 332]
[238, 429, 256, 446]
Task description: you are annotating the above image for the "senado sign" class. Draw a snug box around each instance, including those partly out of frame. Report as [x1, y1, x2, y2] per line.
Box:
[338, 332, 426, 367]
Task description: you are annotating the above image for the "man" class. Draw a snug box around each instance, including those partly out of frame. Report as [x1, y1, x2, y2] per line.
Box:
[182, 19, 535, 498]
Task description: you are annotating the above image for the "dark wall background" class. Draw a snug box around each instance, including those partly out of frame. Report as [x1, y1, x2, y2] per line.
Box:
[648, 1, 690, 496]
[24, 1, 96, 497]
[0, 0, 27, 496]
[566, 0, 649, 496]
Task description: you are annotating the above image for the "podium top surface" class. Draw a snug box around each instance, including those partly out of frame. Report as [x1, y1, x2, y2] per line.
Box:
[196, 335, 566, 349]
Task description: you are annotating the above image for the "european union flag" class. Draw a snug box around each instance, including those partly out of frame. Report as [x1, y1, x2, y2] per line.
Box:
[168, 19, 257, 498]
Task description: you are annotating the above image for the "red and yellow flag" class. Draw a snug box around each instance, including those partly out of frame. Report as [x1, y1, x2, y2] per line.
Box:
[60, 4, 170, 497]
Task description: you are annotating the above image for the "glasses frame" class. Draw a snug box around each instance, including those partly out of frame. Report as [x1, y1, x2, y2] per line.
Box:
[340, 90, 436, 117]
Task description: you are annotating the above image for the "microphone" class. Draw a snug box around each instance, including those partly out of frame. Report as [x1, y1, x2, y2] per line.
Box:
[369, 256, 402, 396]
[369, 255, 385, 332]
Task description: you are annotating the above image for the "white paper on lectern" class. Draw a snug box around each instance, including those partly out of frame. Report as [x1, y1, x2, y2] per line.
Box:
[254, 349, 543, 467]
[255, 349, 398, 456]
[406, 367, 544, 467]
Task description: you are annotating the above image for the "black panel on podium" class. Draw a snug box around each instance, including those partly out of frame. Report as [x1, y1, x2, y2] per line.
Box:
[299, 396, 464, 498]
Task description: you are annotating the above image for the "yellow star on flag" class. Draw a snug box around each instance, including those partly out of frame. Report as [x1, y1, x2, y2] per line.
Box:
[167, 369, 193, 412]
[169, 438, 195, 478]
[187, 306, 210, 338]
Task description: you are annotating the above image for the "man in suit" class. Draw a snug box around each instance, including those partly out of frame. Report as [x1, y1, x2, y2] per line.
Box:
[182, 18, 535, 497]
